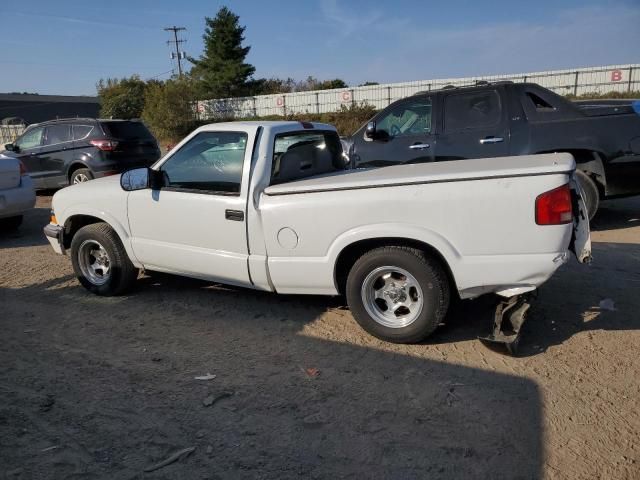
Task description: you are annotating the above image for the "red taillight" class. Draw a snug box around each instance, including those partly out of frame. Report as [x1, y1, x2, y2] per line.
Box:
[535, 183, 573, 225]
[19, 161, 27, 175]
[90, 139, 118, 151]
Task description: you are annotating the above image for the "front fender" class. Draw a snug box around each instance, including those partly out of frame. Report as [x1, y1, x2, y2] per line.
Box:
[58, 205, 140, 267]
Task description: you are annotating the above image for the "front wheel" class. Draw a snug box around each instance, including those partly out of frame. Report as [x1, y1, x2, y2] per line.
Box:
[70, 223, 138, 296]
[346, 246, 450, 343]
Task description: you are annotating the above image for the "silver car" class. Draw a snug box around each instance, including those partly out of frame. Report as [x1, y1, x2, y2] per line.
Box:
[0, 154, 35, 229]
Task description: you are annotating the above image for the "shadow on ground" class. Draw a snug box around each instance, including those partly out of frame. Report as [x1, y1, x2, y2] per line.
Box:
[1, 272, 543, 480]
[590, 197, 640, 232]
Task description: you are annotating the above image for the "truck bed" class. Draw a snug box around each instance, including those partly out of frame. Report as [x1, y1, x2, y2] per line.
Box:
[265, 153, 575, 196]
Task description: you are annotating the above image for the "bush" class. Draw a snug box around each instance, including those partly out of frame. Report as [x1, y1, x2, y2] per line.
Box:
[142, 78, 199, 143]
[565, 90, 640, 100]
[217, 102, 377, 137]
[97, 75, 147, 119]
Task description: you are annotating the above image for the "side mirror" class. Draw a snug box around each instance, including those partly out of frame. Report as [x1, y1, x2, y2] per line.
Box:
[4, 143, 16, 152]
[365, 121, 377, 139]
[120, 167, 150, 191]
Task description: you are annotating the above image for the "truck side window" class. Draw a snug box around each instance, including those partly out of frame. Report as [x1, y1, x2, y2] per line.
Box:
[161, 131, 248, 194]
[271, 131, 346, 185]
[376, 98, 432, 138]
[444, 90, 501, 131]
[525, 92, 555, 111]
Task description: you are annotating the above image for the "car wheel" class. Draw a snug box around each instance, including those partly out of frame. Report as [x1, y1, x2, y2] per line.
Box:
[70, 222, 138, 296]
[0, 215, 23, 230]
[575, 170, 599, 221]
[346, 246, 450, 343]
[71, 168, 93, 185]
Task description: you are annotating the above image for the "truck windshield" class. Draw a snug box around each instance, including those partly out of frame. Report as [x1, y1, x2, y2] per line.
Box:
[271, 130, 347, 184]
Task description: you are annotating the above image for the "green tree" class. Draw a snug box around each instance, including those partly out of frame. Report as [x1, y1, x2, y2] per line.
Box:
[142, 77, 198, 142]
[189, 6, 256, 99]
[97, 75, 147, 119]
[317, 78, 348, 90]
[248, 77, 296, 95]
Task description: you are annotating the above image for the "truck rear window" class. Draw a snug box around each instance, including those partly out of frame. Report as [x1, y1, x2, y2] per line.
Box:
[271, 131, 347, 185]
[100, 121, 154, 140]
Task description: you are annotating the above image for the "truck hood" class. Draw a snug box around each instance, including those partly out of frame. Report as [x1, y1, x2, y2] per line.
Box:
[265, 153, 575, 195]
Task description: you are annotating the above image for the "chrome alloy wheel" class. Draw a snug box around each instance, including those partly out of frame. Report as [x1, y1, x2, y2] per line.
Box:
[77, 240, 111, 285]
[73, 173, 90, 184]
[361, 266, 424, 328]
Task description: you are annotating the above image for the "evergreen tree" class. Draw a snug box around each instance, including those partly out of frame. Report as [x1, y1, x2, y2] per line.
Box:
[189, 7, 256, 99]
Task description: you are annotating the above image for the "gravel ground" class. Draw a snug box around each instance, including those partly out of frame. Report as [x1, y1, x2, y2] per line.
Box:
[1, 194, 638, 480]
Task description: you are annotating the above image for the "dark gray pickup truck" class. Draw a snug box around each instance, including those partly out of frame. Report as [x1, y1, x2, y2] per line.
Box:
[347, 81, 640, 218]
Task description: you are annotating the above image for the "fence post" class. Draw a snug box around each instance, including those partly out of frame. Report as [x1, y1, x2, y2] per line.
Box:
[523, 75, 527, 83]
[573, 71, 579, 96]
[628, 66, 634, 92]
[315, 92, 319, 114]
[252, 97, 257, 117]
[282, 95, 287, 116]
[350, 89, 355, 107]
[387, 86, 391, 106]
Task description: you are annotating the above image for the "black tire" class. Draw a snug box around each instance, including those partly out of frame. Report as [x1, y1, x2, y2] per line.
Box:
[70, 168, 94, 185]
[0, 215, 23, 230]
[575, 170, 599, 221]
[70, 222, 138, 296]
[346, 246, 450, 343]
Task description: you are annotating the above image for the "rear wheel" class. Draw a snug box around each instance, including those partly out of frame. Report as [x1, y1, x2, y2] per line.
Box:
[346, 246, 450, 343]
[70, 168, 93, 185]
[0, 215, 23, 230]
[70, 223, 138, 296]
[575, 169, 599, 221]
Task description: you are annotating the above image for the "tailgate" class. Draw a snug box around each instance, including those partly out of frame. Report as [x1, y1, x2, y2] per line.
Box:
[0, 157, 21, 190]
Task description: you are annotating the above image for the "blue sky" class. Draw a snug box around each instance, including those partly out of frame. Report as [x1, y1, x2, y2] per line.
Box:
[1, 0, 639, 96]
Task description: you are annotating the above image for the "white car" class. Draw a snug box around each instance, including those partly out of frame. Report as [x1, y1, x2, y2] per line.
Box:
[44, 121, 591, 350]
[0, 154, 35, 229]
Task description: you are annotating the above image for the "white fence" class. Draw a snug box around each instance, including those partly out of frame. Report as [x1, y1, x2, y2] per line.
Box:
[0, 125, 25, 145]
[197, 63, 640, 120]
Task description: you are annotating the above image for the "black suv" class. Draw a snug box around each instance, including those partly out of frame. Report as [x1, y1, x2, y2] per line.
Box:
[2, 118, 161, 189]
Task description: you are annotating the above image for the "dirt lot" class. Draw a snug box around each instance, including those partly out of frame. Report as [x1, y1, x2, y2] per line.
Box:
[1, 194, 638, 480]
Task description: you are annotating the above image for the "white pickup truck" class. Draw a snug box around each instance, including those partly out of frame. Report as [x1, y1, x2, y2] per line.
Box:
[44, 121, 591, 349]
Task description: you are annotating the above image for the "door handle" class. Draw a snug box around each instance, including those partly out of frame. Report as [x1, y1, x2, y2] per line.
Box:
[225, 209, 244, 222]
[479, 137, 504, 144]
[409, 143, 430, 150]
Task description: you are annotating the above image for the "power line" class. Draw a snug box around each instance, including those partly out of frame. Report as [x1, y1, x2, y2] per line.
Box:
[147, 69, 175, 80]
[164, 26, 186, 77]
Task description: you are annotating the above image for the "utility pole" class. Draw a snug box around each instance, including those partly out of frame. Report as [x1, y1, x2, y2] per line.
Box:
[164, 26, 186, 77]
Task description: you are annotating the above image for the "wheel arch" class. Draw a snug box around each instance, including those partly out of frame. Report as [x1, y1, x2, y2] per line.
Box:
[60, 212, 139, 266]
[66, 162, 92, 182]
[333, 236, 457, 298]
